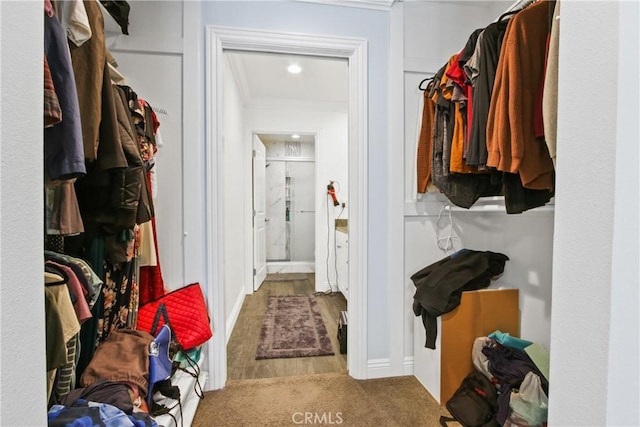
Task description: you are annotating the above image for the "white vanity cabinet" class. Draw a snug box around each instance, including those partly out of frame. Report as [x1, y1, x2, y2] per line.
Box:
[335, 230, 349, 300]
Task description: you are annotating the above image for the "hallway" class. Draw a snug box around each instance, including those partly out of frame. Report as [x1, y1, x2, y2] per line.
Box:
[227, 273, 347, 380]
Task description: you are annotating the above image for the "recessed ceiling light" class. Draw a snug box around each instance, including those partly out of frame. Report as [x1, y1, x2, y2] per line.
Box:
[291, 134, 300, 139]
[287, 64, 302, 74]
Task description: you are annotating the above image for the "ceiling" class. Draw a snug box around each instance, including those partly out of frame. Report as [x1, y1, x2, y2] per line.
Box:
[258, 133, 315, 145]
[225, 50, 349, 111]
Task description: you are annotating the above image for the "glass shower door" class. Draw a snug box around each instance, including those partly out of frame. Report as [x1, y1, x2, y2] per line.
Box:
[265, 161, 287, 261]
[288, 161, 315, 262]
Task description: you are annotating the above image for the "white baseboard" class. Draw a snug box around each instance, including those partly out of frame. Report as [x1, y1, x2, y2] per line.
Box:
[226, 291, 245, 343]
[267, 261, 315, 274]
[365, 357, 414, 379]
[366, 358, 392, 379]
[403, 356, 414, 375]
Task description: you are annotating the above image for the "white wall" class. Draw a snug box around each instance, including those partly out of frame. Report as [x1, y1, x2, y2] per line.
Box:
[200, 0, 390, 359]
[243, 108, 349, 292]
[0, 2, 47, 425]
[403, 1, 500, 74]
[223, 58, 247, 338]
[607, 2, 640, 424]
[550, 1, 640, 425]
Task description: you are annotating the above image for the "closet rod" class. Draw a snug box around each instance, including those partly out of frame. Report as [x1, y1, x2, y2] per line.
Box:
[152, 106, 168, 115]
[108, 63, 127, 84]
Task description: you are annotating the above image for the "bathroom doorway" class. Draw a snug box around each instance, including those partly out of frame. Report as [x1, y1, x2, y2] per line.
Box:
[258, 133, 316, 274]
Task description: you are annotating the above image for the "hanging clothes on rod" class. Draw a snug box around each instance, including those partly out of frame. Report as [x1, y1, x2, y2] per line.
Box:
[42, 3, 175, 424]
[43, 0, 166, 389]
[486, 0, 555, 191]
[414, 0, 556, 214]
[543, 1, 561, 167]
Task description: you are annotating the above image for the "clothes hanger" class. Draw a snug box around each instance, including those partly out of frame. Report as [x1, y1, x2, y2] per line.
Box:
[418, 76, 434, 91]
[44, 263, 69, 286]
[44, 271, 65, 285]
[498, 9, 521, 21]
[498, 0, 538, 22]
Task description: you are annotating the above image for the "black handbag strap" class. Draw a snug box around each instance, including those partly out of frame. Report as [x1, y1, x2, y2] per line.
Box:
[176, 350, 204, 399]
[150, 303, 174, 337]
[439, 416, 457, 427]
[150, 380, 184, 427]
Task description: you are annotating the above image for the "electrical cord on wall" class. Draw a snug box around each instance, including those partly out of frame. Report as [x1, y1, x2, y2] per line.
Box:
[334, 204, 345, 293]
[316, 182, 343, 297]
[317, 192, 336, 296]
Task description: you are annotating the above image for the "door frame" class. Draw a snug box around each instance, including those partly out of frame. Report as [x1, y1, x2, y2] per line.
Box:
[205, 26, 369, 389]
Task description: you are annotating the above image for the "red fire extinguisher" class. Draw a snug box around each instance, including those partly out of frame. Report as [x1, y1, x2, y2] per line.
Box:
[327, 181, 340, 206]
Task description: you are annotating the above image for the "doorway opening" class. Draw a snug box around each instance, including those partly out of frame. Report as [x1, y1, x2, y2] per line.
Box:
[259, 133, 316, 275]
[205, 26, 368, 390]
[224, 49, 349, 380]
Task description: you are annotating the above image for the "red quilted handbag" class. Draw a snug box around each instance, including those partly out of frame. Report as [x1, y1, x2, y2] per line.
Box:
[136, 283, 213, 350]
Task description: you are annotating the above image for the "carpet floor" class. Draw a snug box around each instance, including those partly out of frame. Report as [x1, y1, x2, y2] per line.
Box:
[192, 372, 457, 427]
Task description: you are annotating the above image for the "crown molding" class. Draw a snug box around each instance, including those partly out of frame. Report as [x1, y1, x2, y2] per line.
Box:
[294, 0, 396, 11]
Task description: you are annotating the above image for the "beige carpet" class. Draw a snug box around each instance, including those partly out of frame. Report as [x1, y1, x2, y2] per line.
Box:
[192, 372, 457, 426]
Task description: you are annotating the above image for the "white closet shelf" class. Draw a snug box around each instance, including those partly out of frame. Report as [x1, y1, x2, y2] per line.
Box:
[404, 195, 555, 217]
[152, 352, 208, 427]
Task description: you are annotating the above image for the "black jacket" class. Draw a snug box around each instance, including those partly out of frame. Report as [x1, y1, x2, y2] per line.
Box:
[411, 250, 509, 349]
[74, 86, 154, 263]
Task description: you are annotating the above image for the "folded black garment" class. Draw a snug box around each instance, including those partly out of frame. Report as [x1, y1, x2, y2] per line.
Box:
[411, 250, 509, 349]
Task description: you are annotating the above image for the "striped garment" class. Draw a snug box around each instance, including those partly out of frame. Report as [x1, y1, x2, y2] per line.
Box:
[44, 56, 62, 128]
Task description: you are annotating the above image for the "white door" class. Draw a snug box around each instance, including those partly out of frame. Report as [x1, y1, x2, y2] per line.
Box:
[253, 135, 267, 291]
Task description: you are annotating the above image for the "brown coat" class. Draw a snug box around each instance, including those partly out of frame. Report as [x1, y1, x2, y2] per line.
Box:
[70, 0, 106, 160]
[486, 0, 554, 191]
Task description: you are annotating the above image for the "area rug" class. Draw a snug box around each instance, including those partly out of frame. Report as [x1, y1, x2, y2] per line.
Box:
[256, 295, 334, 360]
